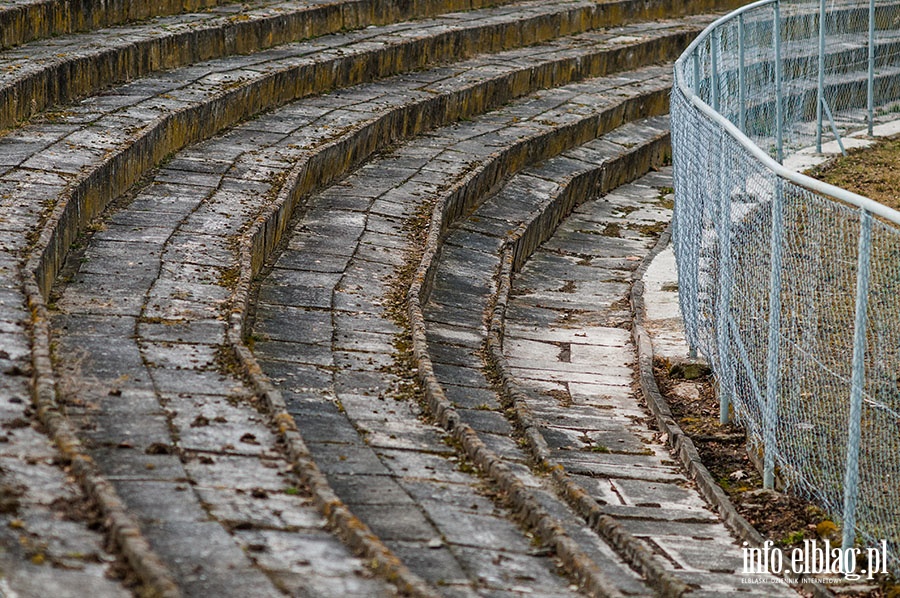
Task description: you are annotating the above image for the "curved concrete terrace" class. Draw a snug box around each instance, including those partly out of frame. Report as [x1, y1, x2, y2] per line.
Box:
[0, 0, 815, 596]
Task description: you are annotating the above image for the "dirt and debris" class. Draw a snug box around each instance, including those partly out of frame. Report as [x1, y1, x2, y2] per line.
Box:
[654, 357, 899, 597]
[655, 357, 823, 544]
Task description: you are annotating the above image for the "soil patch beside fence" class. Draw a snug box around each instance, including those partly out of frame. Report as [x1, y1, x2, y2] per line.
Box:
[812, 136, 900, 210]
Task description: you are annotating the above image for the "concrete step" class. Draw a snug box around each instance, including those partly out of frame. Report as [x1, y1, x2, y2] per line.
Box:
[411, 122, 801, 594]
[413, 116, 688, 595]
[0, 0, 724, 130]
[0, 0, 528, 128]
[12, 0, 716, 296]
[421, 127, 803, 594]
[404, 112, 792, 593]
[0, 0, 230, 50]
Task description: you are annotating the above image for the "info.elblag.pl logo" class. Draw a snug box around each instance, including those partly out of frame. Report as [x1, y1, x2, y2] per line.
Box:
[742, 540, 889, 581]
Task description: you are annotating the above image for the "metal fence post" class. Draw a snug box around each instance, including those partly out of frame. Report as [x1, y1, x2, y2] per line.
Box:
[693, 48, 701, 99]
[868, 0, 876, 135]
[763, 177, 785, 489]
[739, 14, 746, 132]
[842, 209, 873, 561]
[712, 30, 720, 112]
[817, 0, 826, 152]
[710, 20, 729, 420]
[762, 1, 786, 489]
[774, 0, 784, 162]
[688, 47, 702, 362]
[716, 130, 733, 424]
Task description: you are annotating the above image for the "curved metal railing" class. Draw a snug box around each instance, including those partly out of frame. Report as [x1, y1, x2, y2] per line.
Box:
[672, 0, 900, 573]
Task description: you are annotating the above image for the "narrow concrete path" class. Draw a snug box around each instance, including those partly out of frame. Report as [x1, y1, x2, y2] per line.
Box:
[0, 342, 129, 595]
[500, 169, 798, 597]
[416, 117, 680, 595]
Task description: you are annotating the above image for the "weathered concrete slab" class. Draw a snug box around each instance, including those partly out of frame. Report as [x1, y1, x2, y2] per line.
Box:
[502, 169, 796, 593]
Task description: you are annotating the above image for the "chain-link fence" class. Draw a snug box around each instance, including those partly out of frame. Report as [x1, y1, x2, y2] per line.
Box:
[672, 0, 900, 574]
